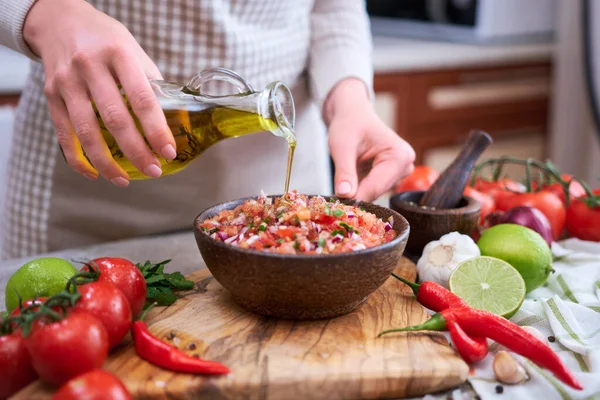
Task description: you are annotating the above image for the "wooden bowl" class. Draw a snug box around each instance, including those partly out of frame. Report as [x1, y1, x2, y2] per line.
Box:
[193, 195, 410, 320]
[389, 191, 480, 256]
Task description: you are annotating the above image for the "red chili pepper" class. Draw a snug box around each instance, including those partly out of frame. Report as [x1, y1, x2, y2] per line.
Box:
[130, 306, 230, 376]
[443, 308, 583, 390]
[377, 312, 489, 363]
[378, 308, 582, 390]
[391, 273, 467, 311]
[446, 317, 488, 364]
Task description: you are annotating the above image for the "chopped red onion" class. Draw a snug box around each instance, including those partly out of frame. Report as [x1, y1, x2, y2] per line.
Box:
[216, 231, 228, 241]
[224, 235, 238, 244]
[384, 222, 392, 232]
[246, 235, 260, 245]
[347, 212, 355, 218]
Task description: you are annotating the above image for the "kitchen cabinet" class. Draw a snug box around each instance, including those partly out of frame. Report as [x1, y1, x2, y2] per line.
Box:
[371, 37, 554, 176]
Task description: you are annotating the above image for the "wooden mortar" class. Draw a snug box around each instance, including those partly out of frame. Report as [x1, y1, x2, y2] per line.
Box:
[390, 129, 492, 256]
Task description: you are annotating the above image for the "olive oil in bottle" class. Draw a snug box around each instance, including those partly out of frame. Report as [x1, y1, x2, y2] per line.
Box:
[83, 68, 297, 193]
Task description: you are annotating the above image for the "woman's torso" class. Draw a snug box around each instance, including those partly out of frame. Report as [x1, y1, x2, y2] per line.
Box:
[0, 0, 333, 260]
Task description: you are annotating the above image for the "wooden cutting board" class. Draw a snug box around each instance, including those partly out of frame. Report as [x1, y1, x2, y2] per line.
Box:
[15, 257, 468, 400]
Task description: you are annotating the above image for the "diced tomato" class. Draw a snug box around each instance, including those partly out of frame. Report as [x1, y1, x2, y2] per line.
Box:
[315, 214, 336, 225]
[276, 227, 296, 239]
[258, 231, 278, 247]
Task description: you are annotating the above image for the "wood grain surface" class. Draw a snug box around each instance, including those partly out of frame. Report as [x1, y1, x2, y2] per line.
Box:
[15, 257, 468, 400]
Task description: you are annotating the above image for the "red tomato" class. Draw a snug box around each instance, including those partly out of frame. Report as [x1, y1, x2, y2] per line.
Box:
[25, 311, 109, 386]
[566, 189, 600, 242]
[9, 297, 47, 317]
[82, 257, 146, 316]
[395, 166, 439, 192]
[500, 191, 566, 240]
[533, 174, 586, 205]
[276, 227, 296, 239]
[473, 178, 525, 208]
[0, 331, 38, 399]
[51, 369, 131, 400]
[72, 281, 132, 349]
[315, 214, 336, 225]
[464, 186, 496, 224]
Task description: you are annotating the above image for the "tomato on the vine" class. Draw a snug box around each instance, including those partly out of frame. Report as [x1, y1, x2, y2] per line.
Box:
[51, 369, 132, 400]
[82, 257, 146, 316]
[566, 188, 600, 242]
[533, 174, 586, 205]
[395, 166, 439, 192]
[464, 186, 495, 224]
[72, 281, 132, 349]
[10, 297, 48, 317]
[0, 331, 38, 399]
[25, 311, 109, 386]
[498, 191, 566, 240]
[472, 177, 525, 206]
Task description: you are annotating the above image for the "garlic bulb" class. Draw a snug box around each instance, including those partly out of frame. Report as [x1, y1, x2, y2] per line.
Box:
[416, 232, 480, 288]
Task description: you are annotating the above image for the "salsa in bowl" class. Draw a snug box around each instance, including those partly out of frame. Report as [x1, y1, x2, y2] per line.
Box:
[197, 191, 397, 255]
[193, 192, 410, 320]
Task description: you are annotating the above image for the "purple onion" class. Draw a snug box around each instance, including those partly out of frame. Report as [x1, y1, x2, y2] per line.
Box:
[384, 222, 392, 232]
[492, 206, 553, 246]
[216, 231, 228, 241]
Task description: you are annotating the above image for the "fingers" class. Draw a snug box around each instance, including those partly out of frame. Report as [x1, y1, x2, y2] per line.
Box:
[111, 49, 176, 161]
[53, 71, 130, 187]
[45, 93, 97, 181]
[355, 137, 415, 202]
[80, 62, 163, 179]
[328, 126, 360, 198]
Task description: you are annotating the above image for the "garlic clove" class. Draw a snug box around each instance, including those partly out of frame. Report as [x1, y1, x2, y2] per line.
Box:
[493, 350, 529, 385]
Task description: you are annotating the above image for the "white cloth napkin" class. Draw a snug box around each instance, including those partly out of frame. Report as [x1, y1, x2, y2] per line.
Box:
[465, 239, 600, 400]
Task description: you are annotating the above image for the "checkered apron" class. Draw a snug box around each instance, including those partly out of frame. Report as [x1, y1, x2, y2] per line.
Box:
[1, 0, 339, 259]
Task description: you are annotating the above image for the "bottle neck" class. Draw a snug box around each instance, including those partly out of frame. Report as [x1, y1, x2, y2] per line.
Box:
[256, 81, 296, 146]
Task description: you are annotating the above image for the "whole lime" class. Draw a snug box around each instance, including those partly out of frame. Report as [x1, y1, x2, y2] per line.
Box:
[477, 224, 553, 292]
[5, 257, 77, 312]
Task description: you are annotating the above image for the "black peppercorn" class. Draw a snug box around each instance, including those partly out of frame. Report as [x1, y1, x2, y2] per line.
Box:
[495, 385, 504, 394]
[548, 336, 556, 343]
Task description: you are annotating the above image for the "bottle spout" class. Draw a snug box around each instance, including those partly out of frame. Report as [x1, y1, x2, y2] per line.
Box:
[257, 81, 296, 145]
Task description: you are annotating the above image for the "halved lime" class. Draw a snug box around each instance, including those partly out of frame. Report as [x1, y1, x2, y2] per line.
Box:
[448, 256, 526, 319]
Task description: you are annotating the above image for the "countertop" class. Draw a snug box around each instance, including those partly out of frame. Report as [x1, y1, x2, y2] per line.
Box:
[0, 229, 477, 399]
[371, 36, 554, 73]
[0, 36, 555, 94]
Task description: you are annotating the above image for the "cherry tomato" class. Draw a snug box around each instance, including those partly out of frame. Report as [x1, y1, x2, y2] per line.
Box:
[82, 257, 146, 316]
[25, 311, 109, 386]
[499, 191, 566, 240]
[533, 174, 586, 205]
[473, 177, 525, 207]
[9, 297, 48, 317]
[0, 331, 38, 399]
[395, 166, 439, 192]
[51, 369, 132, 400]
[72, 281, 132, 349]
[464, 186, 496, 225]
[566, 189, 600, 242]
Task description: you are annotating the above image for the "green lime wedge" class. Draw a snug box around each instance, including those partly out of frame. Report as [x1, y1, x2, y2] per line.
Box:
[448, 256, 526, 319]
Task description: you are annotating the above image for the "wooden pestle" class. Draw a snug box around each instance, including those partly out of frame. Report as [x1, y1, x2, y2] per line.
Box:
[419, 129, 493, 209]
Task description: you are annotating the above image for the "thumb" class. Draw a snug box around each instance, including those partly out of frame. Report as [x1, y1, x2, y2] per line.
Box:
[329, 131, 359, 198]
